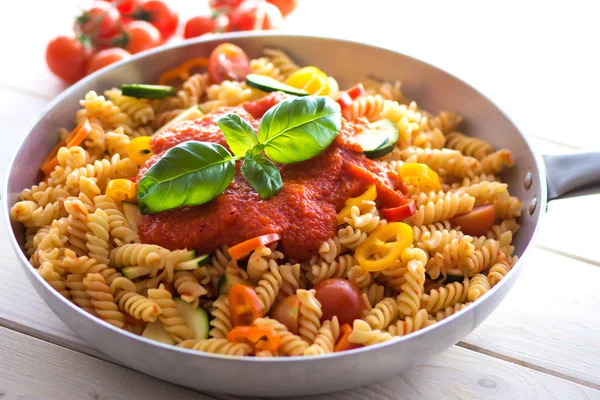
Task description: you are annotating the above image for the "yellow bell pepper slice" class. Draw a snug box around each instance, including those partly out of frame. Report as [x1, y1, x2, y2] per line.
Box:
[355, 222, 413, 271]
[127, 136, 153, 166]
[285, 66, 330, 96]
[398, 163, 441, 191]
[106, 179, 137, 203]
[336, 185, 377, 225]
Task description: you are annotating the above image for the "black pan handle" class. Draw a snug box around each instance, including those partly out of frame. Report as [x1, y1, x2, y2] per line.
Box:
[543, 151, 600, 200]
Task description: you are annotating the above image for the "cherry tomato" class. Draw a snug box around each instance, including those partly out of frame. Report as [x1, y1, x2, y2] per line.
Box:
[227, 1, 283, 31]
[75, 1, 122, 47]
[124, 21, 162, 54]
[85, 47, 132, 75]
[137, 0, 179, 40]
[46, 36, 91, 83]
[266, 0, 297, 17]
[107, 0, 139, 16]
[209, 0, 246, 11]
[208, 43, 250, 83]
[270, 295, 300, 334]
[183, 14, 229, 39]
[313, 279, 364, 326]
[450, 204, 496, 236]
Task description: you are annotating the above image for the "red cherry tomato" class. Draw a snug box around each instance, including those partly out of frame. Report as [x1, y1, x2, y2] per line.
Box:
[75, 1, 122, 47]
[137, 0, 179, 40]
[85, 47, 132, 75]
[107, 0, 139, 15]
[208, 43, 250, 83]
[46, 36, 91, 83]
[227, 0, 283, 31]
[124, 21, 162, 54]
[270, 294, 300, 334]
[183, 14, 229, 39]
[313, 279, 364, 326]
[450, 204, 496, 237]
[209, 0, 246, 11]
[266, 0, 297, 17]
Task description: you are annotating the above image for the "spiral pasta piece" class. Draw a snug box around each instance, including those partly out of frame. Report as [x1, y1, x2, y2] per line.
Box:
[255, 260, 282, 313]
[263, 48, 300, 79]
[412, 128, 446, 150]
[337, 225, 368, 250]
[424, 111, 463, 134]
[343, 204, 380, 233]
[468, 274, 491, 302]
[363, 78, 404, 102]
[65, 274, 95, 315]
[347, 265, 375, 290]
[178, 338, 252, 356]
[486, 219, 520, 241]
[487, 257, 513, 287]
[94, 195, 139, 244]
[342, 95, 385, 121]
[411, 192, 475, 226]
[110, 243, 170, 270]
[308, 254, 355, 284]
[426, 237, 475, 280]
[416, 227, 464, 255]
[361, 283, 386, 311]
[454, 181, 509, 205]
[208, 295, 232, 339]
[365, 297, 398, 330]
[400, 147, 481, 178]
[388, 309, 435, 336]
[494, 196, 523, 220]
[148, 284, 195, 342]
[445, 131, 494, 160]
[11, 200, 39, 223]
[206, 81, 253, 107]
[304, 317, 340, 355]
[279, 263, 305, 300]
[432, 303, 470, 322]
[37, 262, 70, 299]
[318, 237, 342, 264]
[64, 198, 89, 255]
[105, 88, 155, 126]
[348, 319, 393, 346]
[247, 246, 283, 281]
[174, 271, 208, 308]
[397, 258, 426, 318]
[114, 289, 161, 322]
[481, 149, 515, 174]
[83, 273, 125, 328]
[297, 289, 322, 344]
[421, 278, 470, 313]
[458, 239, 502, 276]
[105, 127, 131, 157]
[250, 57, 283, 81]
[86, 208, 110, 265]
[380, 100, 422, 144]
[254, 317, 308, 356]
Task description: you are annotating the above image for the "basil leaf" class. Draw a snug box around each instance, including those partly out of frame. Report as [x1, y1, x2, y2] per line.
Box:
[217, 114, 258, 157]
[241, 150, 283, 199]
[258, 96, 341, 164]
[137, 141, 235, 214]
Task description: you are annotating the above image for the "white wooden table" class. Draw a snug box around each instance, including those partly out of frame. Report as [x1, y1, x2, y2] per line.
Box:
[1, 1, 599, 399]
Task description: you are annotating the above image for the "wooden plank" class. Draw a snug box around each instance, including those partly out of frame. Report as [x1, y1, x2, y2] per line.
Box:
[463, 247, 600, 388]
[0, 327, 216, 400]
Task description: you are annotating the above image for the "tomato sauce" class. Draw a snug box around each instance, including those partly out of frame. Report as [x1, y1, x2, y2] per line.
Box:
[138, 93, 407, 261]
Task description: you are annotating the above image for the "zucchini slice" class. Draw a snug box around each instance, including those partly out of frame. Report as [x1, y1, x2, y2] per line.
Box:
[121, 84, 175, 99]
[154, 105, 203, 136]
[121, 266, 152, 280]
[217, 274, 251, 296]
[142, 321, 176, 345]
[174, 299, 209, 340]
[443, 269, 465, 284]
[351, 118, 399, 159]
[122, 202, 141, 234]
[176, 254, 210, 271]
[245, 74, 309, 96]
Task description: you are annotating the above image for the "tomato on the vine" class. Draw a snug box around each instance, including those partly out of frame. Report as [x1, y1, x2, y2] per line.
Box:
[46, 36, 91, 83]
[227, 1, 283, 31]
[107, 0, 139, 16]
[135, 0, 179, 40]
[85, 47, 132, 75]
[184, 14, 229, 39]
[75, 1, 122, 48]
[124, 21, 162, 54]
[266, 0, 297, 17]
[208, 43, 250, 83]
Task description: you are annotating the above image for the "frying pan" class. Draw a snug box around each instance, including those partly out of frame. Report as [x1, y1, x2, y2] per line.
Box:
[3, 33, 599, 397]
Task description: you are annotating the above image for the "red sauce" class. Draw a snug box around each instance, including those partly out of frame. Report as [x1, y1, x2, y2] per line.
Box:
[138, 95, 407, 261]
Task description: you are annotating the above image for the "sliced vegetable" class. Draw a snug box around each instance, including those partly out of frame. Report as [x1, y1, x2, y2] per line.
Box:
[336, 185, 377, 224]
[285, 66, 330, 95]
[355, 222, 413, 272]
[127, 136, 153, 166]
[270, 294, 300, 334]
[313, 279, 364, 326]
[350, 119, 398, 159]
[228, 284, 263, 326]
[228, 233, 281, 260]
[174, 298, 210, 340]
[122, 202, 142, 233]
[245, 74, 309, 96]
[122, 266, 152, 279]
[142, 321, 177, 345]
[154, 105, 203, 136]
[381, 199, 416, 221]
[337, 83, 365, 110]
[176, 254, 211, 271]
[158, 57, 209, 86]
[336, 92, 353, 110]
[226, 325, 280, 353]
[121, 84, 175, 99]
[41, 119, 92, 175]
[398, 163, 441, 191]
[449, 204, 495, 237]
[334, 324, 362, 352]
[344, 163, 405, 207]
[106, 179, 137, 203]
[217, 274, 252, 295]
[208, 43, 250, 84]
[444, 269, 465, 284]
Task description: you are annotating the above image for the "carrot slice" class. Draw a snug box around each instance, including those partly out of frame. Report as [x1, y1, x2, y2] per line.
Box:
[334, 324, 362, 352]
[228, 284, 263, 326]
[40, 119, 92, 175]
[228, 233, 281, 261]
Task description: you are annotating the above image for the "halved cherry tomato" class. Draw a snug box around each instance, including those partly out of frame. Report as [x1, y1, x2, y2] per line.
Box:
[228, 233, 281, 260]
[127, 136, 153, 166]
[41, 119, 92, 174]
[266, 0, 298, 17]
[270, 294, 300, 334]
[106, 179, 137, 203]
[85, 48, 132, 75]
[313, 279, 364, 326]
[136, 0, 179, 40]
[450, 204, 496, 236]
[227, 325, 280, 353]
[208, 43, 250, 84]
[124, 21, 162, 55]
[381, 199, 416, 221]
[46, 36, 91, 83]
[75, 1, 122, 48]
[184, 14, 229, 39]
[228, 284, 263, 326]
[227, 1, 283, 31]
[334, 324, 362, 352]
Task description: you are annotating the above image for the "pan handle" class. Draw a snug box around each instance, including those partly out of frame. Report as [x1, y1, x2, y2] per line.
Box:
[543, 151, 600, 200]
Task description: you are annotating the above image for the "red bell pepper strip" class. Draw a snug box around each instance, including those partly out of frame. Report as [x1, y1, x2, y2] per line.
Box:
[336, 83, 366, 110]
[381, 199, 417, 221]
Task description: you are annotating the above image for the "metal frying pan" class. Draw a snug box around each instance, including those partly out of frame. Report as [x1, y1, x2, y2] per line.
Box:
[3, 33, 599, 397]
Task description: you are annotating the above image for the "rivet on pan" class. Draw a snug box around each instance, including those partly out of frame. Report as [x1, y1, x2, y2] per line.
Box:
[528, 196, 537, 215]
[523, 172, 532, 189]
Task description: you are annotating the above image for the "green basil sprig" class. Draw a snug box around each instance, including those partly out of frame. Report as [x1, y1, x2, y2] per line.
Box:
[138, 96, 341, 214]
